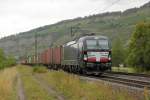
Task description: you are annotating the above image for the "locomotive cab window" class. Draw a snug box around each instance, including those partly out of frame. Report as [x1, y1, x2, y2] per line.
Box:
[86, 39, 109, 50]
[86, 40, 97, 49]
[98, 39, 109, 50]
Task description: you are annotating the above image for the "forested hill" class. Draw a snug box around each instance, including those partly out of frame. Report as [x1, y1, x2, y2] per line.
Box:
[0, 1, 150, 59]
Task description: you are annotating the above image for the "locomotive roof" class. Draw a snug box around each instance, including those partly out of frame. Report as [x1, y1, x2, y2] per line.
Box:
[78, 35, 108, 41]
[63, 35, 108, 46]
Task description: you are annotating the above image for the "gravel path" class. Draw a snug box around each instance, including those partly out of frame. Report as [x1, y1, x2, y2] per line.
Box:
[33, 74, 65, 100]
[17, 73, 26, 100]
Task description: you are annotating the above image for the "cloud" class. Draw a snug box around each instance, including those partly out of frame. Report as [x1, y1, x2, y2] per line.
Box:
[0, 0, 149, 37]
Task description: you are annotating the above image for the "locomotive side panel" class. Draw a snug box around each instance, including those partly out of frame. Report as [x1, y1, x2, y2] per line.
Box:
[62, 42, 79, 66]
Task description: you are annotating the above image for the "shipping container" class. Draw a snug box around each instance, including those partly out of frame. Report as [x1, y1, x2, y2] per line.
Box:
[42, 51, 46, 64]
[52, 47, 61, 65]
[45, 48, 53, 64]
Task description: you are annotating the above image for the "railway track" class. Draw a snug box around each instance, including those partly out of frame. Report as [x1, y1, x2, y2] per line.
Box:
[81, 72, 150, 90]
[101, 73, 150, 89]
[100, 72, 150, 89]
[105, 71, 150, 78]
[49, 66, 150, 90]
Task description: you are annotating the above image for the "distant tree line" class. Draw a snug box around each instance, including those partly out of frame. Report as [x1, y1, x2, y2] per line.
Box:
[112, 22, 150, 71]
[0, 49, 16, 69]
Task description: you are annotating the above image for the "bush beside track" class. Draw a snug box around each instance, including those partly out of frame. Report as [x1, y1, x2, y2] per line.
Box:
[0, 49, 16, 69]
[33, 66, 48, 73]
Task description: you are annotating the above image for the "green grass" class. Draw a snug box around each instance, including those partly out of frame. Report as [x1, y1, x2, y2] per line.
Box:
[112, 67, 137, 73]
[17, 65, 56, 100]
[0, 65, 149, 100]
[144, 87, 150, 100]
[112, 66, 150, 74]
[39, 70, 141, 100]
[33, 66, 48, 73]
[0, 67, 17, 100]
[16, 65, 150, 100]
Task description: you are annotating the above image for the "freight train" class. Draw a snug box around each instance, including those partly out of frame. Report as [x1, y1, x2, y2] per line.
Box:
[22, 35, 112, 75]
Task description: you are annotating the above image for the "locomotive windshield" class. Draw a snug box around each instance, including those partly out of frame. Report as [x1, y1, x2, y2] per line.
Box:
[86, 39, 109, 50]
[98, 39, 109, 50]
[86, 40, 97, 49]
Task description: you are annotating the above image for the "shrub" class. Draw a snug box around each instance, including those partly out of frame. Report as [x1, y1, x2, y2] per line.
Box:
[0, 49, 16, 70]
[33, 66, 47, 73]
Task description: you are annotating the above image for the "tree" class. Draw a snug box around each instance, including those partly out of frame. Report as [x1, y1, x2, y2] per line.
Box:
[5, 55, 16, 67]
[0, 48, 16, 69]
[0, 49, 6, 69]
[112, 37, 125, 67]
[126, 22, 150, 69]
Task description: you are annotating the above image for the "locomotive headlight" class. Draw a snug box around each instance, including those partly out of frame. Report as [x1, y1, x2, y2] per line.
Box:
[108, 55, 111, 61]
[84, 55, 88, 61]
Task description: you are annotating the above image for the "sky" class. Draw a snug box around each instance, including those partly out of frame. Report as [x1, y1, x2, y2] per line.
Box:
[0, 0, 149, 38]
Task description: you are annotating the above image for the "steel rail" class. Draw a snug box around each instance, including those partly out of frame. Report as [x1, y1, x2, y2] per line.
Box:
[101, 74, 150, 89]
[80, 72, 150, 90]
[105, 71, 150, 78]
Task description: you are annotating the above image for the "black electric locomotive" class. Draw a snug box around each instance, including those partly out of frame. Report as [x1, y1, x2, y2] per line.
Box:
[23, 34, 112, 75]
[61, 35, 112, 74]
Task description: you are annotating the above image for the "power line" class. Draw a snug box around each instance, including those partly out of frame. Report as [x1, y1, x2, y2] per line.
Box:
[101, 0, 121, 12]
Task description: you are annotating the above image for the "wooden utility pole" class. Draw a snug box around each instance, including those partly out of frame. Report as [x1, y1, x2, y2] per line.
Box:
[16, 35, 20, 63]
[71, 26, 73, 37]
[35, 32, 38, 65]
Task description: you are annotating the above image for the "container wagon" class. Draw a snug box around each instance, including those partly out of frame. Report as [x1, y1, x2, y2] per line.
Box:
[23, 35, 112, 75]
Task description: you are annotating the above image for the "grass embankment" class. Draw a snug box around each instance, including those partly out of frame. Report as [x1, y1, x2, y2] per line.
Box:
[37, 69, 145, 100]
[112, 67, 136, 73]
[112, 67, 150, 74]
[17, 65, 56, 100]
[0, 67, 17, 100]
[0, 65, 149, 100]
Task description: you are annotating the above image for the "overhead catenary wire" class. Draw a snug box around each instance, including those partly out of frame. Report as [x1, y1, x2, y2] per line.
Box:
[101, 0, 121, 12]
[69, 0, 122, 38]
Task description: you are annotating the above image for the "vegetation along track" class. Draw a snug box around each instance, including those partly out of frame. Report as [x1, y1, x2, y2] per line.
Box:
[100, 72, 150, 89]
